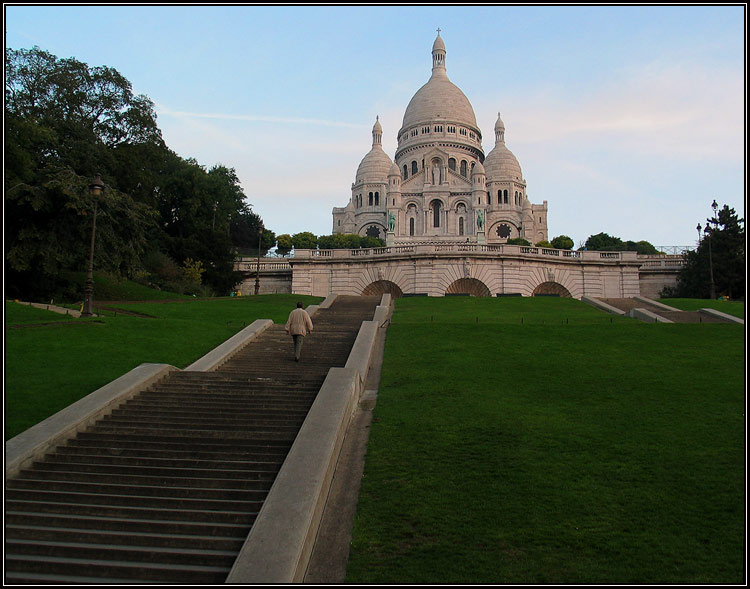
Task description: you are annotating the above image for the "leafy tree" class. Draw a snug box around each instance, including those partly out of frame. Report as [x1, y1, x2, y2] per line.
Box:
[291, 231, 318, 250]
[583, 232, 623, 251]
[276, 234, 293, 255]
[535, 240, 553, 248]
[665, 204, 745, 299]
[551, 235, 574, 250]
[317, 234, 385, 249]
[5, 46, 275, 300]
[506, 237, 531, 246]
[583, 232, 659, 255]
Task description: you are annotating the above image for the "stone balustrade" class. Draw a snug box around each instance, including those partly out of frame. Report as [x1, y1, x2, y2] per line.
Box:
[288, 244, 640, 263]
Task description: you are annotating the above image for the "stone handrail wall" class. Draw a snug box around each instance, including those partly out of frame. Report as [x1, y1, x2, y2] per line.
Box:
[235, 259, 292, 272]
[291, 244, 639, 263]
[637, 255, 687, 269]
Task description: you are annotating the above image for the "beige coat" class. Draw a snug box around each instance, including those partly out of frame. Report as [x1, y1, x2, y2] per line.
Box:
[285, 308, 313, 336]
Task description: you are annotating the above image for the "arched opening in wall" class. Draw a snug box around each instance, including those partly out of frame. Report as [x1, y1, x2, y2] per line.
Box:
[411, 161, 418, 175]
[362, 280, 403, 298]
[403, 165, 408, 179]
[532, 282, 572, 298]
[409, 217, 415, 236]
[430, 199, 442, 228]
[445, 278, 491, 297]
[449, 158, 456, 171]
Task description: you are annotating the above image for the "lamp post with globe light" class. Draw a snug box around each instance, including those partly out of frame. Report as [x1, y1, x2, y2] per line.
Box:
[81, 176, 104, 317]
[705, 200, 718, 300]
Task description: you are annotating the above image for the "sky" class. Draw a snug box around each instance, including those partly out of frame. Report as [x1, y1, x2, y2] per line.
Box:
[5, 4, 745, 249]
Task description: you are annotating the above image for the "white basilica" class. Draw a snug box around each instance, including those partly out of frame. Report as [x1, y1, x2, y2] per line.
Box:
[332, 31, 548, 245]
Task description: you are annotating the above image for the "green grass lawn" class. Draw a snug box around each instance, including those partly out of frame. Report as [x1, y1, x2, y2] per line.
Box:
[346, 297, 745, 584]
[4, 294, 322, 439]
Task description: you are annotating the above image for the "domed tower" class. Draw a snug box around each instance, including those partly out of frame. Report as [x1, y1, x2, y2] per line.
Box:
[395, 30, 484, 185]
[333, 117, 393, 239]
[484, 112, 546, 243]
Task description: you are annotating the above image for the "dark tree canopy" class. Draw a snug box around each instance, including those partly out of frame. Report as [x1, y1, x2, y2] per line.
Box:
[582, 232, 659, 255]
[5, 46, 272, 300]
[664, 205, 745, 299]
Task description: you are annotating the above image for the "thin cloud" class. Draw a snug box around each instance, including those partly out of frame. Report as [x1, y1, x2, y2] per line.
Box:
[156, 105, 367, 129]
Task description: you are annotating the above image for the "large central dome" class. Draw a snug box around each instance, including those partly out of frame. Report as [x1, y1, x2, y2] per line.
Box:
[402, 78, 477, 129]
[400, 31, 478, 131]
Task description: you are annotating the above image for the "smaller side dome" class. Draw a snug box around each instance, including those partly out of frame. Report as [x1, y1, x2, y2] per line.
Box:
[355, 117, 393, 182]
[472, 160, 486, 175]
[484, 112, 523, 182]
[388, 161, 401, 177]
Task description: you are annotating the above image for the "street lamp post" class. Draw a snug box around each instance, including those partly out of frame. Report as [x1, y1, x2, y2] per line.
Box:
[254, 227, 263, 295]
[81, 176, 104, 317]
[705, 221, 716, 300]
[705, 200, 719, 300]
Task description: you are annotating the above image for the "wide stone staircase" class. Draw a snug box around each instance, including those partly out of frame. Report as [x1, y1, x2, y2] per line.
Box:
[599, 298, 730, 323]
[5, 296, 380, 584]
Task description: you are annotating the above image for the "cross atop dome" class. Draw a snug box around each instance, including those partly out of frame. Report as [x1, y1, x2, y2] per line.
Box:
[432, 28, 446, 71]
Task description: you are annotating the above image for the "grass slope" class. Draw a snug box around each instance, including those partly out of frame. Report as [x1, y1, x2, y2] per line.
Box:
[347, 297, 745, 584]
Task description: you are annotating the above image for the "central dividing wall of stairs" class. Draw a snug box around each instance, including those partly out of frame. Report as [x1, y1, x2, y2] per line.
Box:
[5, 294, 390, 584]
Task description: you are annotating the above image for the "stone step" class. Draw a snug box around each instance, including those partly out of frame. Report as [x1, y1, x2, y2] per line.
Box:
[6, 499, 256, 524]
[4, 554, 231, 584]
[6, 479, 271, 501]
[29, 461, 280, 481]
[99, 415, 306, 431]
[68, 433, 292, 451]
[5, 524, 247, 551]
[57, 442, 289, 461]
[81, 425, 300, 441]
[110, 406, 311, 420]
[6, 538, 237, 568]
[4, 488, 263, 513]
[44, 452, 283, 470]
[6, 511, 250, 537]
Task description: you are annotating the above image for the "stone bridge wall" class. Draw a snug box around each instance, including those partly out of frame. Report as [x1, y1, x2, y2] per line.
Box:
[234, 250, 683, 299]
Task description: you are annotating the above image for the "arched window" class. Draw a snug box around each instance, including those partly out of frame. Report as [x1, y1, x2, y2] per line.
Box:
[460, 160, 467, 177]
[368, 192, 373, 206]
[431, 200, 442, 228]
[409, 217, 415, 236]
[449, 158, 456, 171]
[504, 189, 508, 204]
[374, 192, 379, 206]
[488, 193, 491, 205]
[403, 165, 408, 179]
[459, 217, 464, 236]
[411, 161, 418, 175]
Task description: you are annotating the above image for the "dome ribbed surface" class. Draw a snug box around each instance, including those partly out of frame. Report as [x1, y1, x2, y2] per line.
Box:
[484, 143, 523, 181]
[402, 75, 478, 130]
[356, 146, 393, 181]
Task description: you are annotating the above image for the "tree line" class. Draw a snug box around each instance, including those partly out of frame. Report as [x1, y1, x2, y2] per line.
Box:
[5, 46, 273, 301]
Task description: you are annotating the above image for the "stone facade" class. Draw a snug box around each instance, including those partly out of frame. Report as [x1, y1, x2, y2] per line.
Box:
[288, 245, 642, 299]
[332, 31, 548, 246]
[233, 253, 684, 300]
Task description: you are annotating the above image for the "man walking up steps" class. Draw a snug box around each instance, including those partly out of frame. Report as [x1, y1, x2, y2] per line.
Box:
[285, 302, 314, 362]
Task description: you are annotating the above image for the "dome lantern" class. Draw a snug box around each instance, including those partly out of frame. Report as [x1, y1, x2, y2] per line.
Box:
[432, 28, 446, 75]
